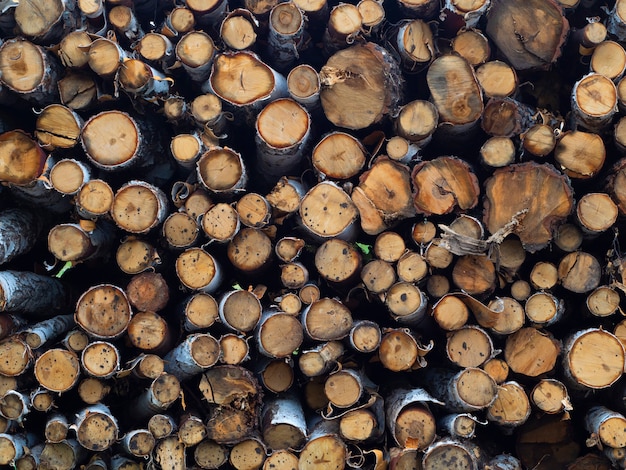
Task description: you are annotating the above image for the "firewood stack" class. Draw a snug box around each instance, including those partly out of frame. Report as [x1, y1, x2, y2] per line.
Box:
[3, 0, 626, 468]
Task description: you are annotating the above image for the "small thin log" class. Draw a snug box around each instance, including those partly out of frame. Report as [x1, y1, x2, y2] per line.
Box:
[287, 64, 321, 111]
[298, 340, 344, 377]
[422, 438, 484, 469]
[0, 131, 47, 186]
[201, 203, 241, 244]
[236, 193, 272, 229]
[255, 98, 311, 179]
[257, 358, 295, 392]
[298, 420, 347, 470]
[75, 179, 114, 220]
[393, 19, 435, 72]
[25, 314, 74, 349]
[219, 289, 263, 334]
[129, 374, 180, 421]
[49, 158, 91, 196]
[446, 325, 495, 368]
[116, 237, 161, 275]
[179, 292, 219, 332]
[197, 147, 248, 196]
[379, 328, 429, 372]
[227, 228, 273, 274]
[586, 406, 626, 449]
[424, 367, 498, 412]
[176, 31, 216, 83]
[160, 6, 196, 38]
[88, 37, 129, 77]
[135, 32, 176, 71]
[75, 284, 132, 340]
[148, 414, 177, 439]
[315, 238, 361, 286]
[385, 387, 442, 450]
[206, 51, 288, 124]
[563, 328, 625, 390]
[77, 377, 111, 405]
[0, 209, 42, 266]
[153, 436, 186, 470]
[525, 291, 565, 327]
[261, 394, 307, 450]
[268, 1, 307, 70]
[45, 413, 69, 443]
[127, 311, 173, 354]
[30, 387, 54, 412]
[312, 131, 366, 180]
[591, 40, 626, 81]
[476, 60, 518, 99]
[163, 333, 220, 380]
[0, 271, 66, 315]
[571, 73, 617, 131]
[220, 9, 259, 51]
[587, 285, 621, 318]
[361, 259, 396, 294]
[323, 3, 362, 53]
[162, 211, 200, 250]
[301, 297, 353, 341]
[73, 403, 119, 451]
[81, 341, 120, 379]
[230, 437, 267, 469]
[263, 449, 298, 470]
[504, 327, 560, 377]
[412, 156, 480, 215]
[385, 282, 428, 326]
[0, 38, 60, 105]
[256, 309, 303, 358]
[396, 99, 438, 146]
[529, 261, 558, 290]
[176, 247, 223, 293]
[558, 251, 601, 294]
[219, 333, 250, 365]
[126, 272, 169, 313]
[120, 429, 154, 459]
[187, 0, 229, 25]
[116, 58, 170, 102]
[178, 413, 207, 447]
[109, 5, 144, 42]
[452, 30, 490, 68]
[486, 381, 531, 431]
[439, 413, 485, 439]
[48, 221, 115, 264]
[299, 181, 359, 241]
[555, 130, 605, 179]
[530, 378, 572, 414]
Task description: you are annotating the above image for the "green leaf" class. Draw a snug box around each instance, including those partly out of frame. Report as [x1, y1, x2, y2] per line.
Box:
[53, 261, 74, 278]
[355, 242, 372, 255]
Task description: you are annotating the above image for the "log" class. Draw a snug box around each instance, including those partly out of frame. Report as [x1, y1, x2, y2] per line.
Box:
[220, 9, 259, 51]
[0, 209, 42, 266]
[75, 284, 132, 340]
[163, 333, 220, 380]
[312, 131, 366, 180]
[591, 40, 626, 81]
[319, 42, 403, 130]
[219, 289, 262, 333]
[0, 38, 60, 105]
[504, 327, 560, 377]
[485, 0, 569, 70]
[426, 54, 483, 135]
[483, 162, 573, 252]
[562, 329, 625, 390]
[530, 378, 572, 414]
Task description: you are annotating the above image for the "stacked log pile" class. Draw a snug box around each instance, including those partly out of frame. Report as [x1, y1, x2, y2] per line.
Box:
[3, 0, 626, 468]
